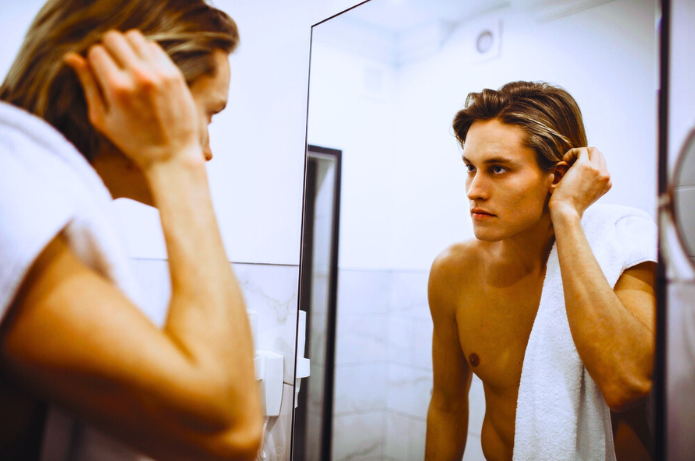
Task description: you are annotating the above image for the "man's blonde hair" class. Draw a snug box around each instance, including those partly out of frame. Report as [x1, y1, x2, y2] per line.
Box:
[0, 0, 239, 160]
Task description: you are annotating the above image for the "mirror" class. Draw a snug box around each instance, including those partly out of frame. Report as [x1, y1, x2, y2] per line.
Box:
[672, 127, 695, 268]
[298, 0, 658, 460]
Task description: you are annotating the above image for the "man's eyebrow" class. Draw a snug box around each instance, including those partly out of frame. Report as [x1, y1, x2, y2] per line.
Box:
[462, 155, 518, 165]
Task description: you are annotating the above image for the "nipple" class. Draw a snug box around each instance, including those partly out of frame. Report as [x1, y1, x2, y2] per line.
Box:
[469, 353, 480, 367]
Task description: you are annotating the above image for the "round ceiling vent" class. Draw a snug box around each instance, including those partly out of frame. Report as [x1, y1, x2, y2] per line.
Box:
[476, 29, 494, 54]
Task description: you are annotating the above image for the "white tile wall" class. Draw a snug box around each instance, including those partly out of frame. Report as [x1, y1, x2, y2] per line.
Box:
[413, 319, 434, 371]
[387, 315, 416, 365]
[386, 364, 432, 419]
[408, 418, 427, 461]
[462, 434, 486, 461]
[130, 259, 299, 461]
[333, 363, 387, 414]
[337, 269, 392, 314]
[390, 271, 430, 319]
[667, 281, 695, 459]
[468, 376, 486, 438]
[332, 268, 485, 461]
[385, 412, 410, 460]
[335, 313, 389, 364]
[233, 263, 300, 384]
[332, 411, 385, 460]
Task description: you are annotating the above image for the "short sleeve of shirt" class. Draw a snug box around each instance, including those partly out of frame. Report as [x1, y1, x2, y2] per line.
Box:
[0, 146, 76, 321]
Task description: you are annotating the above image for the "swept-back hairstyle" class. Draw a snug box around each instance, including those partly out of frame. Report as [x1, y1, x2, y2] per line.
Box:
[0, 0, 239, 161]
[452, 81, 587, 171]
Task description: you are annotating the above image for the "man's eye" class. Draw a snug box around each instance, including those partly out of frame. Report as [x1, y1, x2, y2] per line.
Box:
[465, 164, 476, 173]
[492, 165, 506, 174]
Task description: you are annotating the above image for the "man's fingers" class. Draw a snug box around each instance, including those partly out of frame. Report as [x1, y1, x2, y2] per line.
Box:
[562, 147, 587, 164]
[124, 29, 154, 60]
[102, 30, 140, 69]
[63, 52, 107, 124]
[86, 45, 126, 99]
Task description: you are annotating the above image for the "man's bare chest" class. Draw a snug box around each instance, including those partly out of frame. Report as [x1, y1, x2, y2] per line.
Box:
[455, 279, 544, 392]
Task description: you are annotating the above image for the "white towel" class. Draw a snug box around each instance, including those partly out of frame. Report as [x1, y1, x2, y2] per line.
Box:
[512, 203, 657, 461]
[0, 101, 146, 460]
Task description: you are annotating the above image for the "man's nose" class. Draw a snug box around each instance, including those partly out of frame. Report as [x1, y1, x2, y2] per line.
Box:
[466, 173, 488, 200]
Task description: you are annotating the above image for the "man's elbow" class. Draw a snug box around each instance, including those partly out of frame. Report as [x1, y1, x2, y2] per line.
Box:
[602, 374, 652, 413]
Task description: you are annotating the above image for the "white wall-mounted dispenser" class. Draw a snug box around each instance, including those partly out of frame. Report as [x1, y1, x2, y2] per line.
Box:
[248, 310, 284, 417]
[294, 310, 311, 408]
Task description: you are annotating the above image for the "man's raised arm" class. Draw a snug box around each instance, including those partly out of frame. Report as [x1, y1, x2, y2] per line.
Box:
[549, 147, 656, 412]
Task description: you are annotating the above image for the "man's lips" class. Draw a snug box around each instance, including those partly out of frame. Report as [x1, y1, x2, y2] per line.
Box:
[471, 208, 495, 217]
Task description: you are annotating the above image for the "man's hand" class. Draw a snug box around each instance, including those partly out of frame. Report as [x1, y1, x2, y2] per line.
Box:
[549, 147, 612, 219]
[64, 30, 203, 170]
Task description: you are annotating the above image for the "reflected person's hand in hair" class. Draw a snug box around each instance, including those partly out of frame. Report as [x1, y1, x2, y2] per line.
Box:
[548, 147, 613, 220]
[63, 30, 203, 171]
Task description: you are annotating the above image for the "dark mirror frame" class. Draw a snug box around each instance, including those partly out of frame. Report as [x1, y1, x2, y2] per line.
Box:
[655, 0, 670, 458]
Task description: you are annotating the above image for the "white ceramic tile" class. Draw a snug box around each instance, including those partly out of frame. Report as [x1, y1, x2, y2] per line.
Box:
[332, 411, 385, 461]
[234, 263, 300, 384]
[387, 365, 432, 418]
[131, 259, 171, 328]
[413, 318, 433, 370]
[388, 315, 415, 365]
[462, 433, 486, 461]
[407, 418, 426, 461]
[263, 383, 295, 461]
[468, 375, 486, 437]
[305, 413, 323, 461]
[390, 271, 430, 319]
[308, 311, 327, 366]
[310, 271, 330, 315]
[333, 363, 387, 415]
[385, 411, 409, 461]
[335, 313, 388, 364]
[305, 361, 325, 417]
[666, 281, 695, 459]
[337, 269, 392, 315]
[129, 260, 297, 459]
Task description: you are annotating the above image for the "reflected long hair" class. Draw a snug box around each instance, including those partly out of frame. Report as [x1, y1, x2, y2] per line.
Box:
[452, 81, 588, 171]
[0, 0, 239, 161]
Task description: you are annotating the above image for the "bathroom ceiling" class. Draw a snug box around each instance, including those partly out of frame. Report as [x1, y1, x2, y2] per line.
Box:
[346, 0, 510, 32]
[343, 0, 614, 32]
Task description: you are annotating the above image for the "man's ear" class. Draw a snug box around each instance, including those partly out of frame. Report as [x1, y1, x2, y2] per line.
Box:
[549, 161, 569, 193]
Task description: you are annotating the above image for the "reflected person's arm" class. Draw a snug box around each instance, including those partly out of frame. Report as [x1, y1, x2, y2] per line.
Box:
[550, 147, 656, 412]
[425, 252, 471, 461]
[0, 31, 262, 461]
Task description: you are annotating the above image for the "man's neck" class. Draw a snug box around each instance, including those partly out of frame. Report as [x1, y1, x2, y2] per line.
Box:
[483, 214, 556, 283]
[91, 149, 154, 206]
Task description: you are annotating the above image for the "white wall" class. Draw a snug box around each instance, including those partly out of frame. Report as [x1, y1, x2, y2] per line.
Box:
[309, 0, 658, 271]
[0, 0, 364, 265]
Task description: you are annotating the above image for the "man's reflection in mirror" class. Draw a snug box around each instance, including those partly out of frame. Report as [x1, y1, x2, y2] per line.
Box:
[425, 81, 657, 461]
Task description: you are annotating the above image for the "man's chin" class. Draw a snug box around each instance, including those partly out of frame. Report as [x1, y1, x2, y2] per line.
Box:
[472, 227, 505, 242]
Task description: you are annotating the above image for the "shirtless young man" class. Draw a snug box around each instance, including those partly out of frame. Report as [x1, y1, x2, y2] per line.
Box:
[424, 82, 656, 460]
[0, 1, 261, 460]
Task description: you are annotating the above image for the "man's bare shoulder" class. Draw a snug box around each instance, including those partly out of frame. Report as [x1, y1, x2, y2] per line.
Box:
[428, 239, 483, 315]
[430, 239, 483, 280]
